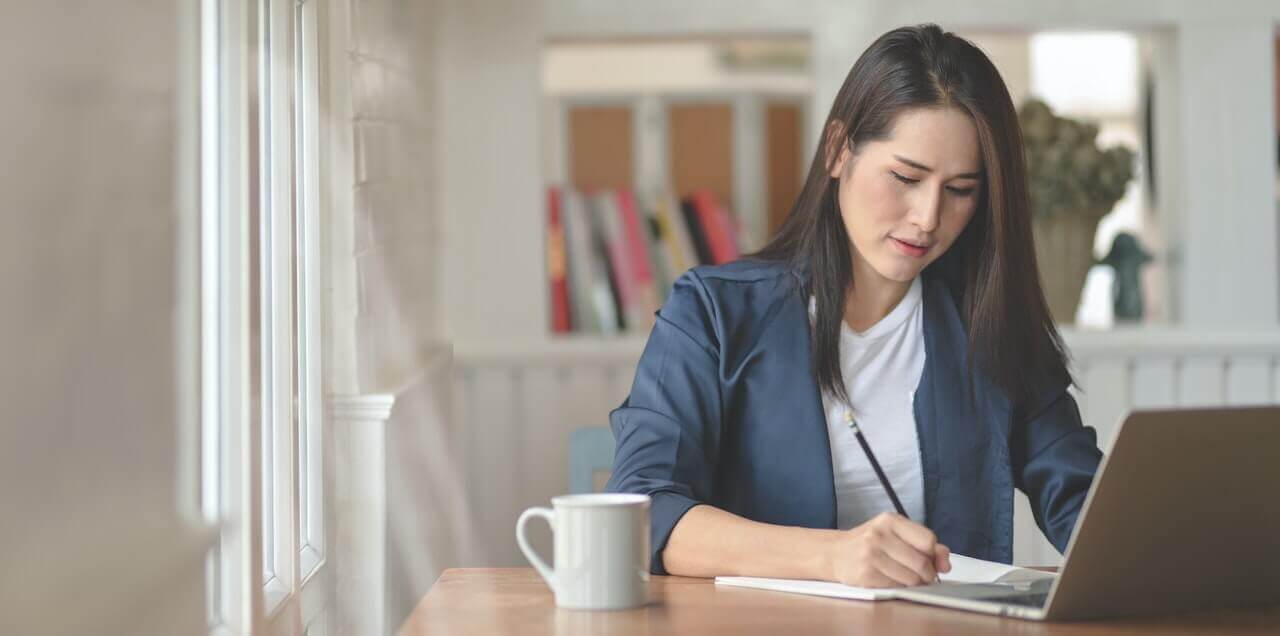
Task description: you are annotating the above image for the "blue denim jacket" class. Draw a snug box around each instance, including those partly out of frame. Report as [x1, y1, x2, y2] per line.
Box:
[605, 260, 1102, 575]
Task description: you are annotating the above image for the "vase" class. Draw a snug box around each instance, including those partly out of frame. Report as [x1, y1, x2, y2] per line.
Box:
[1032, 211, 1103, 324]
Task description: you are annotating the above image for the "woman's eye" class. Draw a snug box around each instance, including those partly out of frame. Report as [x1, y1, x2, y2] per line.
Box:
[892, 171, 975, 196]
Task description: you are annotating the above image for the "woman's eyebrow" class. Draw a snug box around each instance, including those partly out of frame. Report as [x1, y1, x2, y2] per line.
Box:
[893, 154, 982, 180]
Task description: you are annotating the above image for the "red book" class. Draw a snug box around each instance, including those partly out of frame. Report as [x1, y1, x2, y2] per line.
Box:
[615, 190, 659, 330]
[690, 190, 740, 264]
[546, 186, 572, 333]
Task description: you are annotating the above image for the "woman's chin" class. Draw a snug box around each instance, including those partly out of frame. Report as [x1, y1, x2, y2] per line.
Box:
[871, 260, 923, 283]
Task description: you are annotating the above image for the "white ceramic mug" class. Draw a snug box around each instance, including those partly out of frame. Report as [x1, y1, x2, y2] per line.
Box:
[516, 493, 651, 610]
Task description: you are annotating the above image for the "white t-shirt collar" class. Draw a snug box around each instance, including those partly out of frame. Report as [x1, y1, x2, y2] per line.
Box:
[808, 276, 924, 341]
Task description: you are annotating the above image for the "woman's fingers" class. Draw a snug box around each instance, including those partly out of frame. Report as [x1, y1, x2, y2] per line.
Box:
[838, 513, 953, 587]
[877, 513, 953, 584]
[859, 565, 906, 588]
[886, 513, 939, 555]
[872, 546, 930, 586]
[878, 532, 936, 584]
[934, 543, 952, 574]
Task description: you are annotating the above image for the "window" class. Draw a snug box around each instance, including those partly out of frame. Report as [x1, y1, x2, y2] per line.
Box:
[201, 0, 329, 633]
[959, 30, 1152, 327]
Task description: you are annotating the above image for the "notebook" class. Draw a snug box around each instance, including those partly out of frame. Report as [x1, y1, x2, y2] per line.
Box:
[714, 554, 1056, 601]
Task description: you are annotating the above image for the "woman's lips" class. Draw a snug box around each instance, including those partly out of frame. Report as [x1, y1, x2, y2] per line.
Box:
[891, 237, 929, 257]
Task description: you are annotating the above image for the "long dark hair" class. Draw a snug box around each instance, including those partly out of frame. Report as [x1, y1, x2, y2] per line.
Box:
[749, 23, 1071, 420]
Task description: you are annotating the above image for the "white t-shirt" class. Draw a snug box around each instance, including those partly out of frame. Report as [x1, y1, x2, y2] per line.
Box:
[809, 276, 927, 530]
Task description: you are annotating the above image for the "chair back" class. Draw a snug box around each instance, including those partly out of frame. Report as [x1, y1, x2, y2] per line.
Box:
[568, 427, 615, 494]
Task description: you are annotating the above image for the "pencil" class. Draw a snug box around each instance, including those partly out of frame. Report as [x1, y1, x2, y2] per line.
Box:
[844, 410, 939, 584]
[844, 411, 909, 518]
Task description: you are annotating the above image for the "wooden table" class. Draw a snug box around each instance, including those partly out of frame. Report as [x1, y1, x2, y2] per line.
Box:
[400, 568, 1280, 635]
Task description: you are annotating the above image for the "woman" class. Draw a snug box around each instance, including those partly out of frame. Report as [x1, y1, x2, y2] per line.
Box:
[604, 23, 1103, 588]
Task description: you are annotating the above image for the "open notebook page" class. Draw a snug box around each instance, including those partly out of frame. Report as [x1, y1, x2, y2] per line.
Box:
[714, 554, 1056, 601]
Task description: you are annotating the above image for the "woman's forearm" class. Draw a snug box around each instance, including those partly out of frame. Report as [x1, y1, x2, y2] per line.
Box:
[661, 504, 841, 580]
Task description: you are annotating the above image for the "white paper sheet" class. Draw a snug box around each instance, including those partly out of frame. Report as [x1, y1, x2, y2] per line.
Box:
[714, 554, 1055, 602]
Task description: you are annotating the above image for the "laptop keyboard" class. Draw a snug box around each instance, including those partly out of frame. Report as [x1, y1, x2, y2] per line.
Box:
[991, 592, 1049, 608]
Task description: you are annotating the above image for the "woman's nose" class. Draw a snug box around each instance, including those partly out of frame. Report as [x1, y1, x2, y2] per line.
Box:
[909, 187, 942, 232]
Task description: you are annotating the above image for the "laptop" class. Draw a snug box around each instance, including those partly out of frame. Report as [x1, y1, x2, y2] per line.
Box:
[891, 405, 1280, 621]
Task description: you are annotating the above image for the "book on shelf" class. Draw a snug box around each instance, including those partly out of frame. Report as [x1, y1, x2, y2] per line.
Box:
[641, 203, 674, 301]
[587, 193, 625, 335]
[559, 187, 616, 334]
[616, 190, 660, 333]
[548, 185, 745, 335]
[546, 186, 572, 333]
[679, 197, 713, 267]
[655, 194, 697, 281]
[590, 190, 635, 334]
[689, 189, 741, 265]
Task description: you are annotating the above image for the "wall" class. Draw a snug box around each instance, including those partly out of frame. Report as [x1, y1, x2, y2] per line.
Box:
[326, 0, 478, 630]
[0, 1, 205, 633]
[438, 0, 547, 343]
[345, 0, 443, 389]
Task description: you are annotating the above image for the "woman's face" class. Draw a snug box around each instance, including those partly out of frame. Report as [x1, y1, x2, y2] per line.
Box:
[828, 107, 983, 284]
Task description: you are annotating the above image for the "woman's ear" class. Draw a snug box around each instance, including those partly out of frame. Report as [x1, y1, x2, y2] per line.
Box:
[824, 120, 850, 179]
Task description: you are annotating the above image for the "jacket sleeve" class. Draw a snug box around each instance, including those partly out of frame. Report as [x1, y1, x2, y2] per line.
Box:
[604, 270, 723, 575]
[1012, 387, 1104, 553]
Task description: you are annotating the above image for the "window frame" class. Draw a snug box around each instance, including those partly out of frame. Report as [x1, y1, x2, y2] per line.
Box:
[201, 0, 330, 633]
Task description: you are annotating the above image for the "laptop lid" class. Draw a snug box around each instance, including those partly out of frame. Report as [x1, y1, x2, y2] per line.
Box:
[1046, 405, 1280, 620]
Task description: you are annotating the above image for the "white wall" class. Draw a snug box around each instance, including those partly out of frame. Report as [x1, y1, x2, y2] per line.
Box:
[0, 1, 206, 633]
[344, 0, 444, 389]
[438, 0, 547, 343]
[1177, 21, 1277, 327]
[326, 0, 479, 630]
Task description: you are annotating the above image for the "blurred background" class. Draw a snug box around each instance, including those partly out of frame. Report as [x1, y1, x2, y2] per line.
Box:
[2, 1, 1277, 634]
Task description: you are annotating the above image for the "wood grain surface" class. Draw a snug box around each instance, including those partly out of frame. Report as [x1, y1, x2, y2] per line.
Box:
[399, 568, 1280, 635]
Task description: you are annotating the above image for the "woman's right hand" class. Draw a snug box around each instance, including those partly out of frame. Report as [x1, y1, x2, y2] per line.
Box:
[826, 512, 952, 587]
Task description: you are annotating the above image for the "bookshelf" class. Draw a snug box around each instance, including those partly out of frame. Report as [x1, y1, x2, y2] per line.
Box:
[540, 36, 812, 337]
[441, 4, 1280, 352]
[545, 93, 808, 336]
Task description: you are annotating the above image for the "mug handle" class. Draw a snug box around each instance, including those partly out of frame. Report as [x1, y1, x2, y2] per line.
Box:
[516, 507, 557, 593]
